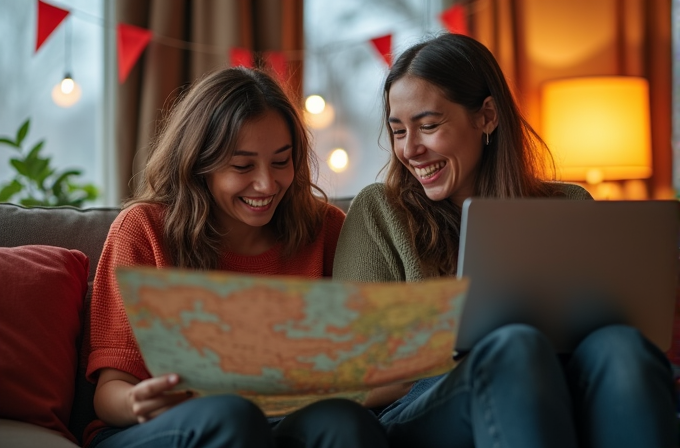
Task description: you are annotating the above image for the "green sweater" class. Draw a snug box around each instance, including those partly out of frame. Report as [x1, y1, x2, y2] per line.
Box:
[333, 182, 593, 283]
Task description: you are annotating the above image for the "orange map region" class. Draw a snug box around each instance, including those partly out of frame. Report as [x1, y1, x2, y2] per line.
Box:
[135, 285, 363, 376]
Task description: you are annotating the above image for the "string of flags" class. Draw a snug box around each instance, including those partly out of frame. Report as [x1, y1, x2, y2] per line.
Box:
[34, 0, 469, 85]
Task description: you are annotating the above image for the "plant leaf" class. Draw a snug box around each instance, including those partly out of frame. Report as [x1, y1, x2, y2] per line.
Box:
[16, 119, 29, 146]
[0, 137, 20, 149]
[36, 166, 55, 188]
[10, 158, 29, 177]
[27, 141, 45, 160]
[81, 184, 99, 200]
[3, 118, 100, 207]
[0, 180, 23, 202]
[20, 197, 48, 207]
[51, 169, 81, 189]
[27, 158, 50, 182]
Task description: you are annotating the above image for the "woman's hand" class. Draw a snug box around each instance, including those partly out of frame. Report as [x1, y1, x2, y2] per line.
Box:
[128, 373, 195, 423]
[94, 368, 195, 426]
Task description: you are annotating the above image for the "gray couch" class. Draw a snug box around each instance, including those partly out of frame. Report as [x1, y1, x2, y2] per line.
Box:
[0, 198, 353, 447]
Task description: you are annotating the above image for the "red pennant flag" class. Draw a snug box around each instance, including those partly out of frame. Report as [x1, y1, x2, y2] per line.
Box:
[264, 51, 287, 83]
[117, 23, 152, 83]
[35, 0, 70, 52]
[370, 34, 392, 67]
[230, 47, 254, 68]
[439, 4, 469, 35]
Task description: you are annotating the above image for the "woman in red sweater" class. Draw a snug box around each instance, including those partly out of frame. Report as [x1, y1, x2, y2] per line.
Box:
[84, 67, 387, 448]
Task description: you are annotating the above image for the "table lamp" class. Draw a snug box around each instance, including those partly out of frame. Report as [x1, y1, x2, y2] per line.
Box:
[540, 76, 652, 199]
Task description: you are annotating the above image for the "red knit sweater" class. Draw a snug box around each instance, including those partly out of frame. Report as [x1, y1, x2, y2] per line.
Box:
[83, 201, 345, 446]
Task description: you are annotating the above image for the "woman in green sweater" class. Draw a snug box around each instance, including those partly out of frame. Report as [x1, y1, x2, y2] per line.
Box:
[333, 33, 675, 448]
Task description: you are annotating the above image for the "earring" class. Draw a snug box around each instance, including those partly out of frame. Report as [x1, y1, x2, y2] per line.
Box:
[485, 132, 490, 146]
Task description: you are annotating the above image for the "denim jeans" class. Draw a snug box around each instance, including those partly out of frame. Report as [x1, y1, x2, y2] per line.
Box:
[91, 395, 387, 448]
[379, 324, 676, 448]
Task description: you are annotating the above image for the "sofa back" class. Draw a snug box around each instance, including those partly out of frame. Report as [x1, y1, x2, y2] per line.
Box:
[0, 203, 120, 444]
[0, 204, 120, 283]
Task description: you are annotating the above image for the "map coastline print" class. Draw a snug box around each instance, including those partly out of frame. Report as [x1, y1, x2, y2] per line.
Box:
[117, 266, 468, 416]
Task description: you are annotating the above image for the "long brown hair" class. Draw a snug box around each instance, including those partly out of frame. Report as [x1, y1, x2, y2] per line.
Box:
[383, 33, 559, 276]
[126, 67, 327, 269]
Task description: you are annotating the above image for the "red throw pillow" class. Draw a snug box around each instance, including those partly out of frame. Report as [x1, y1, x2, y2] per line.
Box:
[0, 245, 88, 444]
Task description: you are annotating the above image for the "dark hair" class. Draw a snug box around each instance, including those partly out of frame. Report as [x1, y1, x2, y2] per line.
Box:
[126, 66, 327, 269]
[383, 33, 558, 276]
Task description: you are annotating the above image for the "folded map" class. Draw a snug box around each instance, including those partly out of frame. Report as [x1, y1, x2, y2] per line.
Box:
[116, 266, 468, 416]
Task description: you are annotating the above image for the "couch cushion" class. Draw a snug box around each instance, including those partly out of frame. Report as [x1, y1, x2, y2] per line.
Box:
[0, 245, 89, 445]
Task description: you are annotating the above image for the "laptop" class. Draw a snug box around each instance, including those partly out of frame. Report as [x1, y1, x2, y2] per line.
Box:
[455, 198, 679, 354]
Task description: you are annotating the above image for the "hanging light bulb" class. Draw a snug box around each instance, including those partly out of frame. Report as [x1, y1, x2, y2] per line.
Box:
[52, 20, 81, 108]
[328, 148, 349, 173]
[52, 73, 82, 107]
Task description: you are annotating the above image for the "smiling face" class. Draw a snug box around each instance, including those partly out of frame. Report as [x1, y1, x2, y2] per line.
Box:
[206, 109, 294, 242]
[388, 75, 497, 205]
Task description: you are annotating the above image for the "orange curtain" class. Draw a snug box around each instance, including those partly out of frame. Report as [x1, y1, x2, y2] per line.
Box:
[115, 0, 303, 202]
[466, 0, 672, 199]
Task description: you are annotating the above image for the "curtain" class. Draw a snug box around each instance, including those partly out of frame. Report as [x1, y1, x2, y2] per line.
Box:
[115, 0, 303, 203]
[465, 0, 672, 199]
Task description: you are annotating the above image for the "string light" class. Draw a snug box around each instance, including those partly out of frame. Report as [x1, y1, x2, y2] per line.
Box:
[305, 94, 326, 114]
[328, 148, 349, 172]
[52, 73, 82, 107]
[304, 94, 335, 129]
[304, 104, 335, 129]
[52, 18, 81, 108]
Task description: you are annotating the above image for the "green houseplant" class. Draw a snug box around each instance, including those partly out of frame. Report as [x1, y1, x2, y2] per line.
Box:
[0, 118, 99, 207]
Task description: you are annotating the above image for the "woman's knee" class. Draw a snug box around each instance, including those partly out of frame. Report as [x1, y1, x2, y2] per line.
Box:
[471, 323, 553, 365]
[172, 394, 269, 432]
[275, 398, 386, 447]
[296, 398, 378, 429]
[572, 324, 669, 383]
[577, 325, 653, 364]
[102, 396, 273, 448]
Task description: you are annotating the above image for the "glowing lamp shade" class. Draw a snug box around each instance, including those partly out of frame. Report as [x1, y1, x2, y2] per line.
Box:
[540, 76, 652, 183]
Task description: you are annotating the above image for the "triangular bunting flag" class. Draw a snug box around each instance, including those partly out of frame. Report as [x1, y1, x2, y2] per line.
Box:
[439, 4, 469, 35]
[117, 23, 152, 83]
[370, 34, 392, 67]
[35, 0, 70, 52]
[264, 51, 287, 83]
[230, 47, 254, 68]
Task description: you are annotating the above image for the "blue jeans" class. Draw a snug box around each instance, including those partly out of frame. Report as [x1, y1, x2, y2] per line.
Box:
[91, 395, 387, 448]
[379, 324, 676, 448]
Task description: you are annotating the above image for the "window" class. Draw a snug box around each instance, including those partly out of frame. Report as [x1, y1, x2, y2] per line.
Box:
[303, 0, 446, 198]
[0, 0, 114, 205]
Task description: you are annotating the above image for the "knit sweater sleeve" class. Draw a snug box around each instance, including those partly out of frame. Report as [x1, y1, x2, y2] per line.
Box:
[86, 204, 171, 382]
[333, 183, 423, 283]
